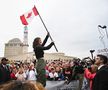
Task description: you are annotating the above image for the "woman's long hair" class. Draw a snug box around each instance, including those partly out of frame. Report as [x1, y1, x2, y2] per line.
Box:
[3, 81, 46, 90]
[33, 37, 41, 48]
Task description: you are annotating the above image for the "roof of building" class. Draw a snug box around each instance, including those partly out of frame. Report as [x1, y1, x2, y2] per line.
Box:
[8, 38, 22, 43]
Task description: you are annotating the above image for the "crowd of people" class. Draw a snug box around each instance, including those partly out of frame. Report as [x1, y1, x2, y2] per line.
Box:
[0, 32, 108, 90]
[0, 54, 108, 90]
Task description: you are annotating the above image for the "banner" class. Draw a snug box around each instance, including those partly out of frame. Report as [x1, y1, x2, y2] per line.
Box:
[46, 80, 79, 90]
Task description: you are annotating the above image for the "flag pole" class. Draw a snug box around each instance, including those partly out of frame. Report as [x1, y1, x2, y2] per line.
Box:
[36, 6, 58, 52]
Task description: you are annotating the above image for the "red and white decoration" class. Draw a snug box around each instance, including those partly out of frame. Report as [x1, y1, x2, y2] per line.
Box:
[20, 6, 38, 25]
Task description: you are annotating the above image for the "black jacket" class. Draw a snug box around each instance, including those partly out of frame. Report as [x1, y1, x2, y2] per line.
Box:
[92, 65, 108, 90]
[0, 64, 11, 84]
[34, 35, 54, 59]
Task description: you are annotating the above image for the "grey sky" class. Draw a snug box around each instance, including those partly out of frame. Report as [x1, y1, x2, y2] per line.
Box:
[0, 0, 108, 58]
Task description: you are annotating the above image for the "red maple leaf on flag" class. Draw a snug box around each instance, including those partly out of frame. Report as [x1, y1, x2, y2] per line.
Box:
[26, 12, 32, 18]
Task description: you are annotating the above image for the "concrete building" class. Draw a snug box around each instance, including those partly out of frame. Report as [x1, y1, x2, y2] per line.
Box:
[4, 38, 24, 57]
[4, 26, 29, 57]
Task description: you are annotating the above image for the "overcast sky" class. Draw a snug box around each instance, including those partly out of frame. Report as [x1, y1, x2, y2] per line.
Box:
[0, 0, 108, 59]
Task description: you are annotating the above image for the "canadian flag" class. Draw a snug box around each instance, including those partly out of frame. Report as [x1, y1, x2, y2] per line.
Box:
[20, 6, 38, 25]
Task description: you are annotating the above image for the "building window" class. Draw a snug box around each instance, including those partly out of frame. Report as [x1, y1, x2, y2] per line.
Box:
[14, 44, 17, 46]
[5, 44, 9, 46]
[10, 44, 13, 46]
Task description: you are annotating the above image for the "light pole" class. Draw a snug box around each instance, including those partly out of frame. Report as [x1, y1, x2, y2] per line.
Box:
[90, 50, 95, 60]
[104, 25, 108, 40]
[98, 25, 108, 42]
[98, 25, 108, 56]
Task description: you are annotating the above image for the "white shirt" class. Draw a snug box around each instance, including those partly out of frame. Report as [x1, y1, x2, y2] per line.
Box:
[98, 64, 104, 70]
[2, 64, 7, 69]
[49, 72, 58, 78]
[26, 69, 37, 80]
[15, 72, 26, 81]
